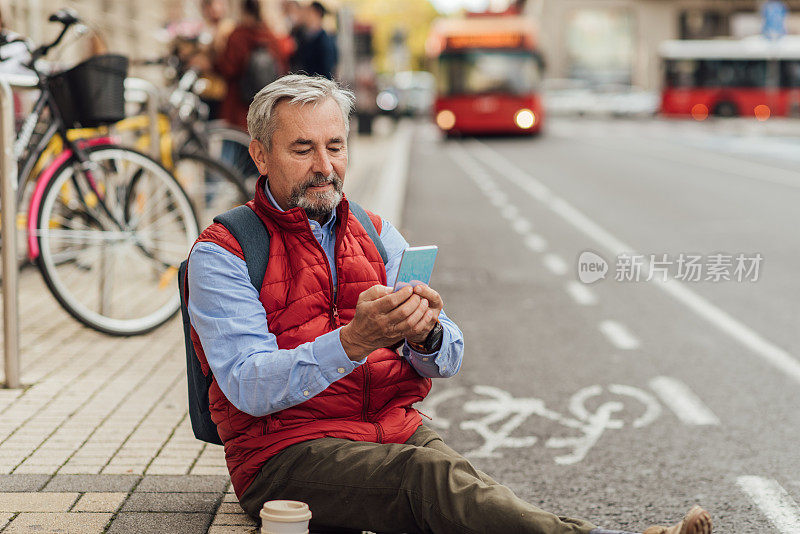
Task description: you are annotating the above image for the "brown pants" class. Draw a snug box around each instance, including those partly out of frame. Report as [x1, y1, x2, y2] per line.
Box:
[239, 425, 597, 534]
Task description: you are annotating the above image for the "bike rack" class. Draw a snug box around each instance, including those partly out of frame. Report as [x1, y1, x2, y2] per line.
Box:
[124, 77, 161, 159]
[1, 77, 20, 389]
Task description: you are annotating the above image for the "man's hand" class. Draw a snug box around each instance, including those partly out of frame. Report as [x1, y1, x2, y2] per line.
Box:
[340, 284, 444, 361]
[404, 284, 443, 346]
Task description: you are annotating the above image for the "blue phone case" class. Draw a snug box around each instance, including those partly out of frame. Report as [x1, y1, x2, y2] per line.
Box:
[393, 246, 438, 291]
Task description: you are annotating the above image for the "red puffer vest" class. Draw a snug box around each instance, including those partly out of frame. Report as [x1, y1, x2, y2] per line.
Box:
[189, 176, 432, 498]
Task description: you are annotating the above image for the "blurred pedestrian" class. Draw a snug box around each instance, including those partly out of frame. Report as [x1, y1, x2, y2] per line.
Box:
[214, 0, 287, 130]
[281, 0, 304, 72]
[198, 0, 235, 118]
[292, 1, 337, 79]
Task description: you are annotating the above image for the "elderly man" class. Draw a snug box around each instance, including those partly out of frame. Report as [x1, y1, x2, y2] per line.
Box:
[187, 75, 711, 534]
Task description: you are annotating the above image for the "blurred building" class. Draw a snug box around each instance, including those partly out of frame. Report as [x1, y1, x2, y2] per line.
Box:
[2, 0, 186, 62]
[528, 0, 800, 90]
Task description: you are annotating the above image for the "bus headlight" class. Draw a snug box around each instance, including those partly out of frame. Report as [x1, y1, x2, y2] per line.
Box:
[436, 110, 456, 130]
[514, 109, 536, 129]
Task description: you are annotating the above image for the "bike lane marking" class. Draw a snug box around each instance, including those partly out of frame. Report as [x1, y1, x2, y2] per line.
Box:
[420, 383, 664, 465]
[598, 320, 641, 351]
[648, 376, 720, 426]
[465, 139, 800, 387]
[737, 476, 800, 534]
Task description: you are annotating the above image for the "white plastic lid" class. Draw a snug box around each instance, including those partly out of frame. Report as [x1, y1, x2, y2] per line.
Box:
[260, 500, 312, 523]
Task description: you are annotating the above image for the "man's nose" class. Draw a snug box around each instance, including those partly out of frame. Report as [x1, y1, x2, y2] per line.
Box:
[311, 147, 333, 176]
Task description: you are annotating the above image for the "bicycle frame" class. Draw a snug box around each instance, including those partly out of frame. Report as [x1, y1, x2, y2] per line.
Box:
[25, 136, 113, 261]
[15, 81, 120, 261]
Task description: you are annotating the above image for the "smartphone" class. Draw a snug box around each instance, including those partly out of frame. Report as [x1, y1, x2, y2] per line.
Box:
[393, 245, 438, 291]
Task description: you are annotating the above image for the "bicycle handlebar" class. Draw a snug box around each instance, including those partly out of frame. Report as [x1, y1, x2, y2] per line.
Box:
[0, 9, 83, 67]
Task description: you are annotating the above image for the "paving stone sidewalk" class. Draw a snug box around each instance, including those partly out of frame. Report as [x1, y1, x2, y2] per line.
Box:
[0, 119, 403, 533]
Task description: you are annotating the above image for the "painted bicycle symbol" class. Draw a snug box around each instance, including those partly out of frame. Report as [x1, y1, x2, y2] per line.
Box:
[419, 384, 662, 465]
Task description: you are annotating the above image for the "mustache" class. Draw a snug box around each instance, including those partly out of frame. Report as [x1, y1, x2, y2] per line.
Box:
[301, 172, 342, 191]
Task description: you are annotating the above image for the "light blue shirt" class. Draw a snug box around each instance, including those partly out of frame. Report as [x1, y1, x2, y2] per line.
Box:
[187, 185, 464, 417]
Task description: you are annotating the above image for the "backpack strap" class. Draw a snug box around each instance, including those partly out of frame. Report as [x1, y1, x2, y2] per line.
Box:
[349, 200, 388, 265]
[213, 205, 271, 291]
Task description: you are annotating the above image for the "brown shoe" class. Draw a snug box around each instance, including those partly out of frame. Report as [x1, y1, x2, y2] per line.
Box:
[642, 505, 712, 534]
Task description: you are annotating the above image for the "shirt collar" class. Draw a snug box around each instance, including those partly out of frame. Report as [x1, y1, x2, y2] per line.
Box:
[264, 178, 336, 229]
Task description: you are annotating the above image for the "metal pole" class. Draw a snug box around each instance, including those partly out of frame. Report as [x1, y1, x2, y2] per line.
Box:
[124, 77, 161, 159]
[1, 78, 20, 389]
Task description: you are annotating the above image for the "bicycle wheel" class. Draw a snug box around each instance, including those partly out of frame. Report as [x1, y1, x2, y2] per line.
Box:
[35, 144, 199, 336]
[205, 125, 259, 193]
[173, 151, 250, 228]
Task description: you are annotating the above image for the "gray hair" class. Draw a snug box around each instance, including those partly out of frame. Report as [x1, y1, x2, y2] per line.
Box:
[246, 74, 355, 149]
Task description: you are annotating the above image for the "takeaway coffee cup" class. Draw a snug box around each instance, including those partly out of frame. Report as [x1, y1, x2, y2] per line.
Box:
[260, 500, 312, 534]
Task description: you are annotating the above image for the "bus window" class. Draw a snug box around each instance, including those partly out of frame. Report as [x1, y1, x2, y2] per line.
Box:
[781, 60, 800, 87]
[438, 50, 541, 96]
[665, 59, 697, 87]
[697, 60, 766, 88]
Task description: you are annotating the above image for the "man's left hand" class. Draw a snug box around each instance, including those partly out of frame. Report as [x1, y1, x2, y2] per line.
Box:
[403, 284, 444, 346]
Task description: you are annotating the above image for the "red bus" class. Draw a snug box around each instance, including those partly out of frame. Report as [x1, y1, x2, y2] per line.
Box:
[426, 15, 545, 135]
[660, 37, 800, 119]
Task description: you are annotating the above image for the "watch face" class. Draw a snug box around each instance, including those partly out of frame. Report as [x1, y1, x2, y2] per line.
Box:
[425, 322, 444, 352]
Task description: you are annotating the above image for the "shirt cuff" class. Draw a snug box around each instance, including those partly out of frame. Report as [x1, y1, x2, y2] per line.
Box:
[313, 329, 367, 384]
[402, 336, 450, 376]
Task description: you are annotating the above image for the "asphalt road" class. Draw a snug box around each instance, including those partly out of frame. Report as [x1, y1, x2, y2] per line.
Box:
[401, 117, 800, 533]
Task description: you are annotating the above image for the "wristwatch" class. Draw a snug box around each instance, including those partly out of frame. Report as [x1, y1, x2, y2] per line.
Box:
[409, 321, 443, 354]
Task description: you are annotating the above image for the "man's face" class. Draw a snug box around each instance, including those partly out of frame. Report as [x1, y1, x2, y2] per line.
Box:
[251, 97, 347, 222]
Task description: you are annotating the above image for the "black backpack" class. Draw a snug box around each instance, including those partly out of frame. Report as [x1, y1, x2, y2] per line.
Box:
[179, 203, 388, 445]
[240, 44, 279, 104]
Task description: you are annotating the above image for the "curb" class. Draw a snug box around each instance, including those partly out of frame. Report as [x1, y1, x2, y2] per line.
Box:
[365, 119, 414, 229]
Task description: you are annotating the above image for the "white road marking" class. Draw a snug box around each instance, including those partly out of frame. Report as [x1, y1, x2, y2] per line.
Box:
[499, 204, 518, 220]
[487, 190, 507, 207]
[543, 253, 568, 275]
[512, 218, 532, 234]
[566, 281, 598, 306]
[453, 384, 660, 463]
[466, 140, 800, 387]
[598, 320, 641, 350]
[523, 233, 547, 252]
[648, 376, 720, 426]
[372, 120, 414, 227]
[737, 476, 800, 534]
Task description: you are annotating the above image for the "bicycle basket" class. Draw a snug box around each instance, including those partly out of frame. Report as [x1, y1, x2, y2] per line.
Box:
[48, 54, 129, 128]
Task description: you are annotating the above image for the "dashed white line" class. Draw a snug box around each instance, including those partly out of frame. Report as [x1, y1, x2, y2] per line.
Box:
[648, 376, 720, 426]
[598, 320, 640, 350]
[468, 140, 800, 387]
[523, 234, 547, 252]
[499, 204, 518, 220]
[737, 476, 800, 534]
[566, 281, 598, 306]
[543, 254, 568, 276]
[487, 191, 507, 208]
[512, 218, 532, 235]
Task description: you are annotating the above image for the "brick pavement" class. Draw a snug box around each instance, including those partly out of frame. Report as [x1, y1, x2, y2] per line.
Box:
[0, 119, 405, 533]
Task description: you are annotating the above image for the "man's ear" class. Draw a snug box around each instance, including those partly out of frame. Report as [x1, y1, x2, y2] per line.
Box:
[249, 139, 270, 176]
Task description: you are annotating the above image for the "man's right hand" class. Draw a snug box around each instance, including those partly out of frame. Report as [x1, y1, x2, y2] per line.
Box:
[340, 285, 430, 361]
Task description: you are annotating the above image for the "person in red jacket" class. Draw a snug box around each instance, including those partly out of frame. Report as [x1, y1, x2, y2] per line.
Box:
[214, 0, 288, 130]
[187, 74, 712, 534]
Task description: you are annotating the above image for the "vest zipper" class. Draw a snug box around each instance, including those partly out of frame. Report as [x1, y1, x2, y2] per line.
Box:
[303, 217, 341, 329]
[330, 303, 339, 330]
[362, 362, 370, 422]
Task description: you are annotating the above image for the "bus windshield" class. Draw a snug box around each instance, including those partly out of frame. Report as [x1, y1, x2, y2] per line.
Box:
[437, 49, 542, 97]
